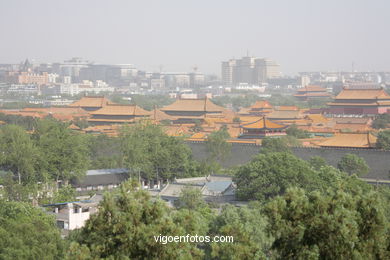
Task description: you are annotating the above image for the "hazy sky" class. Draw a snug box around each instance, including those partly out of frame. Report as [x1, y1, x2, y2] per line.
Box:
[1, 0, 389, 75]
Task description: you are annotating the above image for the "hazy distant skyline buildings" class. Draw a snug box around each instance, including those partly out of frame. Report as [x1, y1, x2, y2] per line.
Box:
[1, 0, 390, 75]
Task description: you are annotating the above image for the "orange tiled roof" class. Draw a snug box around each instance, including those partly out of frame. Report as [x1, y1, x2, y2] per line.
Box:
[251, 100, 272, 109]
[0, 110, 46, 118]
[276, 106, 299, 111]
[335, 88, 390, 100]
[241, 117, 287, 130]
[87, 118, 135, 123]
[91, 104, 151, 116]
[150, 108, 177, 121]
[161, 98, 225, 112]
[69, 96, 110, 108]
[267, 110, 302, 120]
[304, 114, 329, 123]
[317, 132, 377, 148]
[239, 116, 262, 123]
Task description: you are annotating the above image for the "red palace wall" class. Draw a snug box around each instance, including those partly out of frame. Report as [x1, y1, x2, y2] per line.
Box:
[328, 107, 379, 115]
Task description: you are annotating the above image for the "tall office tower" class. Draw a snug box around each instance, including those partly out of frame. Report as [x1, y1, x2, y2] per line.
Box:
[222, 56, 280, 86]
[234, 56, 255, 84]
[254, 58, 281, 83]
[221, 59, 236, 86]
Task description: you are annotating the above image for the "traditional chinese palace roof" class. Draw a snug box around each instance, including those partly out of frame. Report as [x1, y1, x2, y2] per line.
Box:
[161, 98, 225, 112]
[69, 96, 110, 109]
[241, 117, 287, 130]
[317, 132, 377, 148]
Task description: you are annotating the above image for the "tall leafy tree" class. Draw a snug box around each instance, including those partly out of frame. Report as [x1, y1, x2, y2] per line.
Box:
[206, 126, 232, 162]
[265, 187, 389, 259]
[0, 200, 64, 259]
[120, 123, 200, 180]
[72, 180, 203, 259]
[0, 125, 40, 184]
[234, 152, 322, 201]
[337, 153, 369, 177]
[209, 204, 272, 260]
[376, 130, 390, 150]
[286, 124, 310, 139]
[32, 119, 89, 182]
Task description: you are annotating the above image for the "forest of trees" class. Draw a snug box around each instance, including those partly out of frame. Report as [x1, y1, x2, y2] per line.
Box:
[0, 117, 390, 259]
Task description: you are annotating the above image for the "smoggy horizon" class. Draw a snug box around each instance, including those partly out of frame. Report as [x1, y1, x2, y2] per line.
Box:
[1, 0, 389, 76]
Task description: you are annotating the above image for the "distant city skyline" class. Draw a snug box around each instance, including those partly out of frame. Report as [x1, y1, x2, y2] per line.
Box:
[1, 0, 389, 75]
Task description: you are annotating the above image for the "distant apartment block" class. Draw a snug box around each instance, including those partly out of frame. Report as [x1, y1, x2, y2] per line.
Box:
[18, 71, 48, 85]
[222, 56, 281, 86]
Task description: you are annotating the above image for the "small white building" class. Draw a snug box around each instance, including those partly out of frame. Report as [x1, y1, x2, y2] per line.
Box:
[44, 196, 101, 231]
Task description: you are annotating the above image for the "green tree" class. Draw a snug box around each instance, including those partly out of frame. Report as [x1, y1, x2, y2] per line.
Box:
[209, 204, 272, 260]
[260, 136, 300, 153]
[0, 125, 40, 184]
[0, 200, 64, 259]
[265, 187, 389, 259]
[376, 130, 390, 150]
[308, 156, 327, 170]
[234, 152, 322, 201]
[33, 119, 89, 183]
[176, 186, 207, 210]
[337, 153, 369, 177]
[72, 180, 203, 259]
[372, 114, 390, 129]
[206, 127, 231, 162]
[87, 134, 123, 169]
[286, 124, 310, 139]
[120, 123, 200, 180]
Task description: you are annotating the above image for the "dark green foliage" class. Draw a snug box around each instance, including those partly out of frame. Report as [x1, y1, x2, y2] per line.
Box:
[0, 200, 64, 259]
[372, 114, 390, 129]
[308, 156, 327, 170]
[72, 117, 89, 130]
[376, 130, 390, 150]
[337, 153, 369, 177]
[206, 127, 231, 162]
[209, 204, 272, 260]
[286, 124, 310, 139]
[261, 136, 302, 154]
[120, 123, 201, 180]
[87, 134, 123, 169]
[234, 152, 322, 201]
[71, 180, 203, 259]
[265, 187, 389, 259]
[260, 137, 292, 153]
[0, 125, 40, 184]
[176, 186, 207, 210]
[32, 119, 90, 182]
[0, 112, 38, 130]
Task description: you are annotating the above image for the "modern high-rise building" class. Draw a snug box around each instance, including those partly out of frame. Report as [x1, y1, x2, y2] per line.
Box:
[221, 56, 280, 86]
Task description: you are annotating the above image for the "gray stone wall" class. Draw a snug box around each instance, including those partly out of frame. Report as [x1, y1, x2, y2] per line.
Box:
[187, 142, 390, 180]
